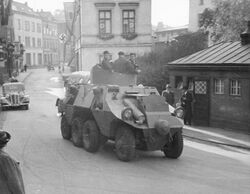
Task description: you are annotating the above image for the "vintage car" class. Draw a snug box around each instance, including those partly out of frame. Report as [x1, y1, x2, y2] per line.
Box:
[0, 82, 30, 110]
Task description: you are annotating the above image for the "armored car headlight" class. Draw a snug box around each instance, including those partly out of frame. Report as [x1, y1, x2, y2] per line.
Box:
[121, 108, 133, 121]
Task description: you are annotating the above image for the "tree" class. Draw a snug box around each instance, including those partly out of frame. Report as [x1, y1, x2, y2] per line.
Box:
[200, 0, 250, 42]
[137, 31, 208, 92]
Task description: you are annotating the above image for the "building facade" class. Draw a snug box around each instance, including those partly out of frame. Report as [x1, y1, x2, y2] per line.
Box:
[12, 1, 43, 66]
[166, 23, 250, 132]
[189, 0, 214, 32]
[38, 11, 59, 66]
[75, 0, 152, 71]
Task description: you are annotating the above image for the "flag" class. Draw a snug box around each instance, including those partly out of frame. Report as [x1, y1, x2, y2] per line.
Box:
[1, 0, 12, 26]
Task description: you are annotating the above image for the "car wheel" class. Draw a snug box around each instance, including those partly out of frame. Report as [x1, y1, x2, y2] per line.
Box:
[82, 120, 101, 153]
[71, 117, 84, 147]
[115, 126, 136, 162]
[61, 115, 71, 140]
[163, 130, 183, 159]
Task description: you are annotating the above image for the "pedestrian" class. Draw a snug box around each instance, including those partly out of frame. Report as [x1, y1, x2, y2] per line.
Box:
[128, 53, 141, 74]
[99, 51, 113, 72]
[180, 86, 193, 125]
[113, 51, 137, 74]
[0, 131, 25, 194]
[162, 84, 175, 106]
[24, 64, 27, 72]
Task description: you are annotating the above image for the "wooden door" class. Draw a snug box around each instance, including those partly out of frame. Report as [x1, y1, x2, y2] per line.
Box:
[193, 80, 210, 126]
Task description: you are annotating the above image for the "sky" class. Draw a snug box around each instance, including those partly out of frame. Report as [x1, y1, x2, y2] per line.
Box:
[15, 0, 189, 27]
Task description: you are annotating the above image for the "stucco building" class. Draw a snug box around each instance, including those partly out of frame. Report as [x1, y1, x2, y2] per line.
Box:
[75, 0, 152, 71]
[189, 0, 214, 32]
[12, 1, 43, 66]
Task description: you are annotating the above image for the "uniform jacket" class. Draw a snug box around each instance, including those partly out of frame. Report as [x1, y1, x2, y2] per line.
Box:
[113, 58, 136, 74]
[100, 59, 113, 71]
[162, 90, 175, 106]
[0, 150, 25, 194]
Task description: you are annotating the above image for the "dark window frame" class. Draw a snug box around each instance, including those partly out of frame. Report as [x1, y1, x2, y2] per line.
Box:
[98, 10, 112, 34]
[214, 78, 225, 95]
[229, 79, 241, 97]
[122, 9, 136, 34]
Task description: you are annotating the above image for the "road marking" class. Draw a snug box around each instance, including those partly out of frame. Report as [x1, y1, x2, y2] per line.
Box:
[185, 139, 250, 166]
[185, 126, 250, 147]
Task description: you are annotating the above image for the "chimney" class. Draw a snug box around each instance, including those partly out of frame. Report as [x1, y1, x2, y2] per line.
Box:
[240, 21, 250, 45]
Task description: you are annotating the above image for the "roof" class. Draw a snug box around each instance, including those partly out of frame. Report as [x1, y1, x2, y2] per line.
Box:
[12, 1, 39, 17]
[170, 41, 250, 65]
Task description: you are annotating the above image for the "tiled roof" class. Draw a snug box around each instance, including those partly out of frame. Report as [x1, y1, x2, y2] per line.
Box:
[12, 1, 38, 16]
[170, 41, 250, 64]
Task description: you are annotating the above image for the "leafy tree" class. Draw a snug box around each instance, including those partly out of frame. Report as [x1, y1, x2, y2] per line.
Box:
[200, 0, 250, 42]
[137, 31, 208, 92]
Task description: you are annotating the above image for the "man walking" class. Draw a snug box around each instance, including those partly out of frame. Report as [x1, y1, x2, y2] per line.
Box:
[0, 131, 25, 194]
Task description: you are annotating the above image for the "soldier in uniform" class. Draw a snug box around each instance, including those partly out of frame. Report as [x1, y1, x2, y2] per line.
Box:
[113, 51, 138, 74]
[181, 86, 193, 125]
[0, 131, 25, 194]
[128, 53, 140, 74]
[99, 51, 113, 72]
[162, 84, 175, 106]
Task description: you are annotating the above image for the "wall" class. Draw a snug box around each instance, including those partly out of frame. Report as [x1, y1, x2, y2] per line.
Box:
[78, 0, 152, 70]
[189, 0, 214, 32]
[13, 13, 43, 66]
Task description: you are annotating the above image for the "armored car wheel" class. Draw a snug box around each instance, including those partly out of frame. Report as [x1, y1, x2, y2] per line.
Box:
[163, 130, 183, 159]
[61, 115, 71, 140]
[82, 120, 101, 153]
[115, 126, 136, 162]
[71, 117, 84, 147]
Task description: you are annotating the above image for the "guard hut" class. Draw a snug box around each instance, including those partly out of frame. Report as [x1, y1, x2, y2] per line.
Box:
[166, 22, 250, 132]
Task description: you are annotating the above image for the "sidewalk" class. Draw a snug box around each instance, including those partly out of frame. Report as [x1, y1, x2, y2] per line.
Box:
[183, 125, 250, 150]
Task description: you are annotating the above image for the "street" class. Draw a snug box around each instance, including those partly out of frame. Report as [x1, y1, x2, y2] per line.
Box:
[1, 69, 250, 194]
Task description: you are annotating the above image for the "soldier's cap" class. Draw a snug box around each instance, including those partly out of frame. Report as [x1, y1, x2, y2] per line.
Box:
[0, 131, 11, 145]
[118, 51, 124, 55]
[103, 50, 110, 55]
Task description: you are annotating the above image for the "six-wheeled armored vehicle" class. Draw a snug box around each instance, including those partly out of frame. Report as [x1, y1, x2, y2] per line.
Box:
[0, 82, 30, 110]
[60, 66, 184, 161]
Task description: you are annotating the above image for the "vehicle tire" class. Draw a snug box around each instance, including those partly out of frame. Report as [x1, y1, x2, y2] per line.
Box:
[163, 131, 183, 159]
[61, 115, 71, 140]
[82, 120, 101, 153]
[71, 117, 84, 147]
[115, 126, 136, 162]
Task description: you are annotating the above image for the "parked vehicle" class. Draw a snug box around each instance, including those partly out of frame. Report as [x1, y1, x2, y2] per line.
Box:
[59, 66, 184, 161]
[0, 82, 30, 110]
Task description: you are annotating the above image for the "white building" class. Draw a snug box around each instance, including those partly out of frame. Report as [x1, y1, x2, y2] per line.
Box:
[75, 0, 152, 71]
[189, 0, 215, 32]
[12, 1, 43, 66]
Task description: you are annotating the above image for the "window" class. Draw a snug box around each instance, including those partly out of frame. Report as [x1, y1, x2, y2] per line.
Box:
[199, 0, 204, 5]
[25, 37, 30, 47]
[37, 23, 41, 33]
[25, 21, 30, 31]
[99, 10, 111, 34]
[38, 53, 42, 65]
[33, 53, 36, 65]
[122, 10, 135, 34]
[32, 38, 35, 47]
[32, 22, 35, 32]
[214, 79, 225, 94]
[37, 38, 41, 48]
[230, 80, 241, 96]
[18, 19, 21, 30]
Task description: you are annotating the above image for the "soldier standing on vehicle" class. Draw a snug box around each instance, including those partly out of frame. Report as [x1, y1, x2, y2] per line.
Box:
[99, 51, 113, 72]
[128, 53, 141, 74]
[0, 131, 25, 194]
[113, 51, 137, 74]
[162, 84, 175, 106]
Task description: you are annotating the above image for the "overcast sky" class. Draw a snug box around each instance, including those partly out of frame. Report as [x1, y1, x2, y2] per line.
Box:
[15, 0, 189, 27]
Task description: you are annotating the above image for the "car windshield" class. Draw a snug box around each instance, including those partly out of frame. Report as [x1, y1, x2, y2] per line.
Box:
[3, 83, 25, 93]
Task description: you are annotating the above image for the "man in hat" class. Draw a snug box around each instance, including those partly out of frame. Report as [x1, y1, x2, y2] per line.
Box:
[113, 51, 137, 74]
[180, 86, 193, 125]
[128, 53, 140, 74]
[0, 131, 25, 194]
[99, 50, 113, 72]
[162, 84, 175, 106]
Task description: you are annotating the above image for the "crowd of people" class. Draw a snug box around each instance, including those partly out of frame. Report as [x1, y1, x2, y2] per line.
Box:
[98, 51, 140, 74]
